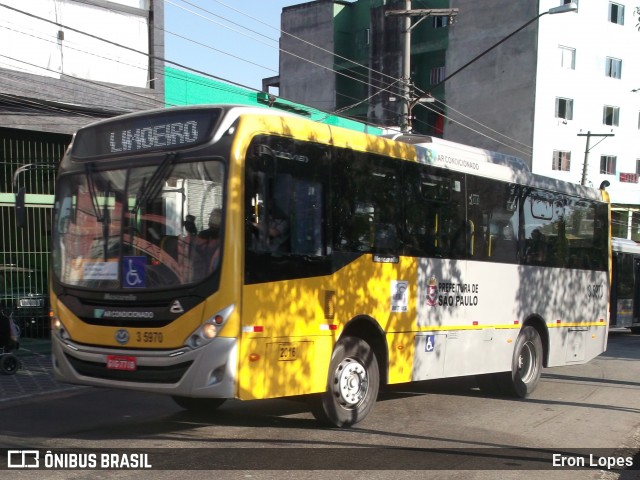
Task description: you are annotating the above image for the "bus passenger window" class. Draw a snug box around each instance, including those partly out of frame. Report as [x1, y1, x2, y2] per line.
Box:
[332, 150, 401, 255]
[246, 172, 292, 254]
[245, 135, 330, 284]
[404, 163, 465, 259]
[466, 178, 522, 264]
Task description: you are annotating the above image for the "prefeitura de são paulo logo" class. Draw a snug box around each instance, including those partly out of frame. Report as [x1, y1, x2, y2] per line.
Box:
[426, 276, 438, 307]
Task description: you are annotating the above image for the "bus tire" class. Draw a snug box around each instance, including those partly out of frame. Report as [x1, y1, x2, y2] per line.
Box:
[498, 325, 543, 398]
[310, 336, 379, 428]
[630, 327, 640, 335]
[0, 354, 18, 375]
[171, 396, 226, 412]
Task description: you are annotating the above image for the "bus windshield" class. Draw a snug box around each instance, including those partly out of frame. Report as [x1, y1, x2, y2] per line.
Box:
[52, 160, 225, 291]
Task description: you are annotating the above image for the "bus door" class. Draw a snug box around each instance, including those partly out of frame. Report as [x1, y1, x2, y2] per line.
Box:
[241, 135, 332, 399]
[403, 162, 468, 378]
[610, 251, 640, 328]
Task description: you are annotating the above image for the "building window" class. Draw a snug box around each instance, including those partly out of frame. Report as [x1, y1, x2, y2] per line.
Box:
[555, 97, 573, 120]
[433, 16, 450, 28]
[605, 57, 622, 78]
[430, 66, 445, 85]
[636, 159, 640, 175]
[600, 155, 616, 175]
[609, 2, 624, 24]
[356, 28, 370, 49]
[603, 105, 620, 126]
[559, 46, 576, 69]
[552, 150, 571, 171]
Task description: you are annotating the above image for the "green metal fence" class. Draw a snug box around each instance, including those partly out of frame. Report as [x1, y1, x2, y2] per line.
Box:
[1, 128, 70, 337]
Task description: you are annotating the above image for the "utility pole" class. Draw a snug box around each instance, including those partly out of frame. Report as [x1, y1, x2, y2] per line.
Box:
[401, 0, 412, 133]
[386, 4, 459, 133]
[577, 131, 615, 186]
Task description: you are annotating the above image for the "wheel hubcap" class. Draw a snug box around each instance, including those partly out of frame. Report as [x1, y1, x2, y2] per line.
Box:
[518, 341, 535, 382]
[334, 358, 368, 408]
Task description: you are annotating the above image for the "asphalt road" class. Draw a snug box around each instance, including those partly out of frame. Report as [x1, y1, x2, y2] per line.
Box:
[1, 330, 639, 480]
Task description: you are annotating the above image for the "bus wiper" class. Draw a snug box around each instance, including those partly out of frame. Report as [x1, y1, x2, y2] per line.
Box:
[101, 183, 112, 261]
[85, 162, 105, 223]
[85, 163, 112, 261]
[131, 153, 178, 214]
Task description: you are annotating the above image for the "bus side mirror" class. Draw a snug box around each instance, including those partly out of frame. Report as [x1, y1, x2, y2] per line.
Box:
[15, 187, 26, 228]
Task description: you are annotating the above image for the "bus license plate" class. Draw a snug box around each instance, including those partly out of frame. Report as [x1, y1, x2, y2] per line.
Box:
[278, 343, 298, 361]
[106, 355, 137, 371]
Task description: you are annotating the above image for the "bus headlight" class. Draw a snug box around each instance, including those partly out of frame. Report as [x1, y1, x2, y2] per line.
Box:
[51, 311, 71, 341]
[187, 304, 234, 349]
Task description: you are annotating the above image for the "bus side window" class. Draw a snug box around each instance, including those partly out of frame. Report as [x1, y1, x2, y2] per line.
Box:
[333, 150, 401, 254]
[523, 191, 565, 267]
[465, 177, 521, 264]
[404, 163, 465, 259]
[564, 197, 607, 270]
[246, 136, 329, 257]
[246, 170, 292, 254]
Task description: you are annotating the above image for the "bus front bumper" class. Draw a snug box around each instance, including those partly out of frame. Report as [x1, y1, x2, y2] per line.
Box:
[51, 334, 238, 399]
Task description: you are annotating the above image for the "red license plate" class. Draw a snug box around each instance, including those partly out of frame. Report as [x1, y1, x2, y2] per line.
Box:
[106, 355, 137, 371]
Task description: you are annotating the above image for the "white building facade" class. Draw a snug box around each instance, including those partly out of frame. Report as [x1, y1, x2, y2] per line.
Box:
[533, 0, 639, 237]
[274, 1, 638, 237]
[445, 0, 639, 239]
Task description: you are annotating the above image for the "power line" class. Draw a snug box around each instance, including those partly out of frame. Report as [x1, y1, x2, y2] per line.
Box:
[209, 0, 405, 92]
[427, 95, 533, 154]
[0, 0, 540, 152]
[415, 101, 534, 158]
[164, 0, 406, 100]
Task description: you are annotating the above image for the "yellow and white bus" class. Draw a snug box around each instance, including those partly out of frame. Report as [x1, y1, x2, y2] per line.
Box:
[49, 105, 610, 427]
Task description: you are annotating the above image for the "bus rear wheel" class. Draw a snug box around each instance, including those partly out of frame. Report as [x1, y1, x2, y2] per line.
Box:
[476, 326, 542, 398]
[310, 336, 379, 428]
[0, 354, 18, 375]
[171, 396, 226, 412]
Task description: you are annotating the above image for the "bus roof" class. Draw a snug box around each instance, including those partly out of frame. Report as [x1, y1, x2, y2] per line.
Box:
[70, 105, 608, 203]
[381, 133, 604, 202]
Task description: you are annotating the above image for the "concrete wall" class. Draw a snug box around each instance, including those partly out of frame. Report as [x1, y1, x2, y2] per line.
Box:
[368, 1, 403, 127]
[280, 0, 339, 111]
[444, 0, 538, 166]
[0, 0, 165, 135]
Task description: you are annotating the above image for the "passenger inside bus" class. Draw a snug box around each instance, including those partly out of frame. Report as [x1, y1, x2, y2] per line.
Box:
[264, 208, 290, 253]
[182, 214, 197, 236]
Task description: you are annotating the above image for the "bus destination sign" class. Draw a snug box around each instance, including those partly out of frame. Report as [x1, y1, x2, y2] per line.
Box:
[72, 109, 221, 159]
[109, 120, 199, 153]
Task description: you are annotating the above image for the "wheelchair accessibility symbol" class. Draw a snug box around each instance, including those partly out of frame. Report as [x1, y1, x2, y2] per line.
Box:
[425, 334, 435, 353]
[123, 256, 146, 288]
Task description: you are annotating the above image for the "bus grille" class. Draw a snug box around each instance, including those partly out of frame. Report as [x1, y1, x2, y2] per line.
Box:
[65, 355, 192, 384]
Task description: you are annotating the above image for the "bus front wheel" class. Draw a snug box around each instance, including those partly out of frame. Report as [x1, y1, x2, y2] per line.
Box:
[310, 336, 379, 428]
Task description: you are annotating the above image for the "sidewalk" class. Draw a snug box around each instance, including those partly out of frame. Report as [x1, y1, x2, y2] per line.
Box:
[0, 338, 83, 404]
